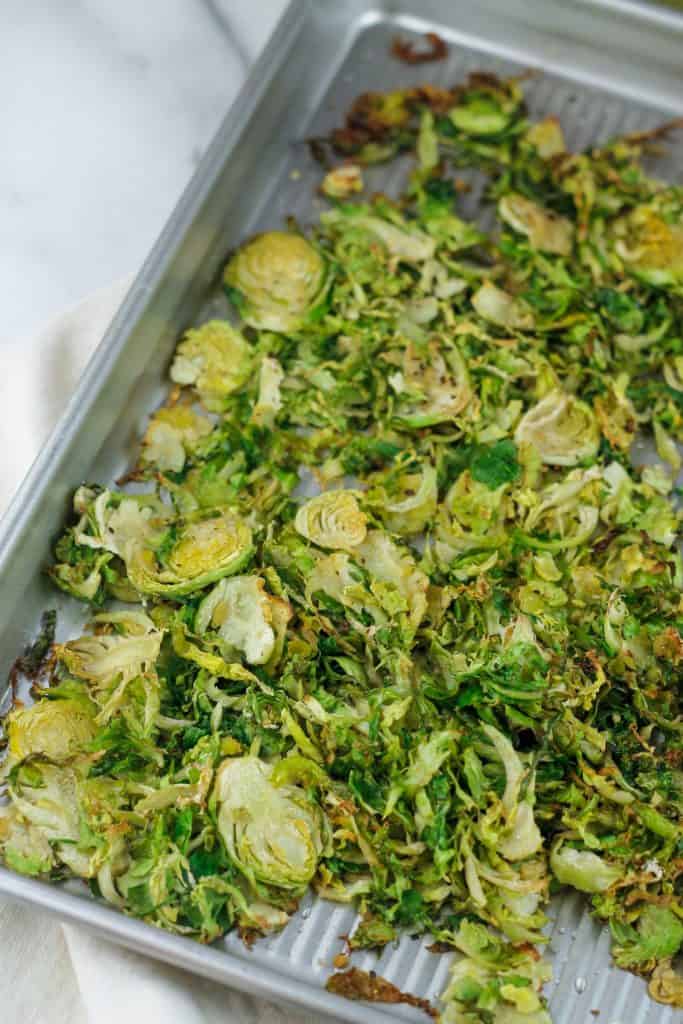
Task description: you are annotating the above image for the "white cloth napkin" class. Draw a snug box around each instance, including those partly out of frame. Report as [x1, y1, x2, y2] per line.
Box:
[0, 284, 338, 1024]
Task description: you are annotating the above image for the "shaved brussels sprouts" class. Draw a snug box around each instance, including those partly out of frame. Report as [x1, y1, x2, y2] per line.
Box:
[127, 509, 253, 597]
[141, 405, 212, 473]
[58, 613, 163, 732]
[252, 356, 284, 428]
[321, 164, 363, 199]
[170, 320, 253, 411]
[224, 231, 327, 332]
[355, 531, 428, 633]
[51, 491, 253, 602]
[0, 807, 54, 877]
[215, 756, 324, 892]
[450, 93, 514, 137]
[6, 65, 683, 1019]
[392, 342, 472, 426]
[472, 281, 535, 330]
[442, 920, 552, 1023]
[613, 905, 683, 972]
[550, 844, 621, 894]
[515, 391, 600, 466]
[525, 116, 565, 158]
[376, 462, 438, 535]
[5, 698, 96, 766]
[612, 201, 683, 286]
[294, 490, 367, 550]
[482, 725, 542, 862]
[195, 575, 287, 665]
[322, 206, 436, 263]
[499, 193, 573, 255]
[352, 214, 435, 262]
[306, 551, 380, 624]
[649, 961, 683, 1008]
[435, 470, 507, 565]
[3, 761, 94, 878]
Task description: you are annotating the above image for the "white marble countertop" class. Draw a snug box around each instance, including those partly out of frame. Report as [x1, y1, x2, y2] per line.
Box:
[1, 0, 287, 344]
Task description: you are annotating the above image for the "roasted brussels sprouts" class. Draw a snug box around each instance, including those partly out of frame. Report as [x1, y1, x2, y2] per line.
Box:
[321, 164, 363, 199]
[294, 490, 367, 550]
[515, 390, 600, 466]
[612, 200, 683, 286]
[472, 281, 535, 330]
[140, 405, 213, 473]
[251, 356, 284, 428]
[499, 193, 574, 255]
[5, 698, 97, 766]
[170, 320, 253, 410]
[224, 231, 327, 332]
[2, 761, 94, 878]
[215, 756, 324, 892]
[550, 843, 621, 894]
[392, 342, 472, 427]
[195, 575, 290, 665]
[374, 462, 438, 535]
[57, 612, 163, 732]
[127, 509, 254, 597]
[5, 65, 683, 1021]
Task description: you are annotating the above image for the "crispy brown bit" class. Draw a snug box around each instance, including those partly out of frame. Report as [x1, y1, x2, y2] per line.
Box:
[426, 940, 453, 953]
[653, 626, 683, 665]
[326, 967, 438, 1018]
[623, 117, 683, 145]
[8, 609, 57, 701]
[592, 530, 618, 556]
[391, 32, 448, 65]
[665, 748, 683, 769]
[649, 958, 683, 1007]
[517, 941, 542, 962]
[307, 137, 330, 168]
[622, 886, 676, 914]
[333, 953, 350, 969]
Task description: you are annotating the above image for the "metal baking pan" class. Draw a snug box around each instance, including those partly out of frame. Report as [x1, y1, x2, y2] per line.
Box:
[1, 1, 682, 1020]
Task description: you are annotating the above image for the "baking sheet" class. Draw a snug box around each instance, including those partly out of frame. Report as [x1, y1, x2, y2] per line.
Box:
[1, 1, 682, 1021]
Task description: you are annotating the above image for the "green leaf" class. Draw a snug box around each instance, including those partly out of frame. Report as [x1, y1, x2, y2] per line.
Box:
[470, 440, 520, 490]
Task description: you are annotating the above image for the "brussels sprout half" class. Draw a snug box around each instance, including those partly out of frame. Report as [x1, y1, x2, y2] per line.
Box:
[170, 320, 253, 411]
[392, 342, 472, 427]
[294, 490, 367, 550]
[499, 193, 574, 255]
[196, 575, 287, 666]
[215, 756, 324, 892]
[612, 201, 683, 287]
[515, 390, 600, 466]
[224, 231, 328, 333]
[5, 698, 97, 767]
[127, 509, 254, 598]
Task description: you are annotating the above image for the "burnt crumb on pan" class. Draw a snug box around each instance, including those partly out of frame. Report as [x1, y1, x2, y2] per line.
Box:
[426, 940, 454, 953]
[326, 966, 438, 1018]
[327, 71, 524, 161]
[307, 137, 331, 168]
[623, 117, 683, 145]
[8, 609, 57, 700]
[391, 31, 448, 64]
